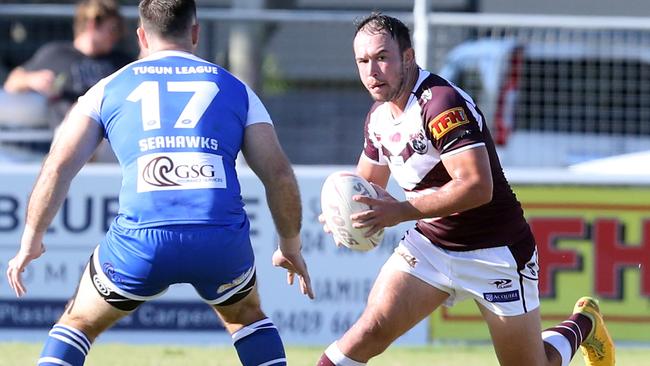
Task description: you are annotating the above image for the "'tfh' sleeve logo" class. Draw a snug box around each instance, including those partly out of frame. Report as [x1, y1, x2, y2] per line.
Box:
[427, 107, 469, 139]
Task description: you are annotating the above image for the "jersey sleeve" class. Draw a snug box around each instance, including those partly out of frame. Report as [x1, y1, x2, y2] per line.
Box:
[72, 79, 107, 126]
[245, 85, 272, 126]
[422, 86, 486, 156]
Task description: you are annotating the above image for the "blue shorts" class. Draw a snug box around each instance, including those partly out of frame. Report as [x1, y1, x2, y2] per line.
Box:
[92, 218, 256, 306]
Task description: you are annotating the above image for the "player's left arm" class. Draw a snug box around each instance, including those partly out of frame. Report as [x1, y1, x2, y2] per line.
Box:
[353, 146, 492, 234]
[408, 145, 493, 218]
[242, 123, 301, 242]
[385, 85, 494, 221]
[6, 109, 103, 297]
[242, 122, 314, 299]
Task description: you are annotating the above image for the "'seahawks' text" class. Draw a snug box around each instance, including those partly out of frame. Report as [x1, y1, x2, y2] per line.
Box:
[138, 135, 219, 152]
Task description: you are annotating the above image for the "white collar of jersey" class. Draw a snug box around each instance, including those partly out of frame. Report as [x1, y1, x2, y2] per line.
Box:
[411, 67, 431, 98]
[402, 68, 432, 113]
[388, 68, 431, 125]
[141, 50, 207, 63]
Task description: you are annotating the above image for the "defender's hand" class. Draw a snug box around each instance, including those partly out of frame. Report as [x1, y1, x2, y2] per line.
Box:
[272, 238, 314, 300]
[6, 242, 46, 297]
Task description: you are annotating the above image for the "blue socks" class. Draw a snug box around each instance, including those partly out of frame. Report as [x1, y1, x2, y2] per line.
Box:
[232, 318, 286, 366]
[37, 319, 286, 366]
[38, 324, 91, 366]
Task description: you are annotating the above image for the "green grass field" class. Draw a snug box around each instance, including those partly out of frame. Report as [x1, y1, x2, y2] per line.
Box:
[1, 343, 646, 365]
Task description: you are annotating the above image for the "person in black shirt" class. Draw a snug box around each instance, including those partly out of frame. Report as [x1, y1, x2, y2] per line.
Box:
[3, 0, 131, 129]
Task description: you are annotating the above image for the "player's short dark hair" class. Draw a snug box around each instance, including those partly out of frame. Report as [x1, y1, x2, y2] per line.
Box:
[354, 12, 412, 53]
[138, 0, 196, 40]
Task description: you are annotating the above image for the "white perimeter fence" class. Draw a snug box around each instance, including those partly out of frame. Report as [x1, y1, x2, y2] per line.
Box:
[1, 5, 649, 167]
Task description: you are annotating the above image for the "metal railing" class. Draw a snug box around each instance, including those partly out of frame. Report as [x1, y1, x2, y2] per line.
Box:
[1, 4, 648, 166]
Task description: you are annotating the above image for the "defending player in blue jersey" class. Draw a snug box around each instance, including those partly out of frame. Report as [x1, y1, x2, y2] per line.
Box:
[5, 1, 314, 365]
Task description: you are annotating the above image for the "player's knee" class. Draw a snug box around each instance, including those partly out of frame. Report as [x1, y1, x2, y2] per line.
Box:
[353, 316, 397, 353]
[57, 297, 120, 341]
[215, 288, 265, 327]
[219, 300, 265, 326]
[57, 314, 101, 342]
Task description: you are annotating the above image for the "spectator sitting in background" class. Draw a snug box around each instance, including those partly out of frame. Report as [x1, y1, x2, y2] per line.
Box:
[3, 0, 132, 138]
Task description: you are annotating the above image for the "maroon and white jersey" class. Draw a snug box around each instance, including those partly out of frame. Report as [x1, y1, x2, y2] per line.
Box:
[362, 69, 533, 251]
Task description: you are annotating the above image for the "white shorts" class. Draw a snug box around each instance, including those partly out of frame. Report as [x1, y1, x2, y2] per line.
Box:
[383, 229, 540, 316]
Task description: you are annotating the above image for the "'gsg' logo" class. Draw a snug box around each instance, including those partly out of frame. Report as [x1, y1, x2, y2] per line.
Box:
[174, 164, 215, 179]
[142, 156, 216, 186]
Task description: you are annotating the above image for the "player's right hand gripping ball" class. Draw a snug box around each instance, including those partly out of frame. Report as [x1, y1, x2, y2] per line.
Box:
[320, 171, 384, 251]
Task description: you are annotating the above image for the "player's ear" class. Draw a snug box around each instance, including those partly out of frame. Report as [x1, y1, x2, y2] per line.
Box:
[136, 27, 148, 54]
[191, 23, 199, 47]
[403, 47, 415, 65]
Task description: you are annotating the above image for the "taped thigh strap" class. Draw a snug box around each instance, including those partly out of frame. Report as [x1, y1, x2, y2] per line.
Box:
[88, 254, 144, 311]
[218, 271, 257, 306]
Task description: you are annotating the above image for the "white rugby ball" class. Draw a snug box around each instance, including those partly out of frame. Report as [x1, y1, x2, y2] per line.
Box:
[320, 171, 384, 251]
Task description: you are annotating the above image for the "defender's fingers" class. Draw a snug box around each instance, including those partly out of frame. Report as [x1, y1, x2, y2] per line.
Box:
[14, 276, 26, 297]
[299, 272, 314, 299]
[7, 268, 25, 297]
[7, 258, 26, 297]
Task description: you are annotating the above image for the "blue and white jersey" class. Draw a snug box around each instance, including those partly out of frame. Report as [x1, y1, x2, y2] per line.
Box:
[75, 50, 272, 228]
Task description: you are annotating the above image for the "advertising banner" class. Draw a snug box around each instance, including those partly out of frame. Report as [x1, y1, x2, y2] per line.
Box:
[2, 165, 647, 344]
[431, 183, 650, 342]
[0, 165, 424, 345]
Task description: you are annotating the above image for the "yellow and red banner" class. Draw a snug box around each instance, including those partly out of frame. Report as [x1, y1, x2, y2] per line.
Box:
[431, 185, 650, 341]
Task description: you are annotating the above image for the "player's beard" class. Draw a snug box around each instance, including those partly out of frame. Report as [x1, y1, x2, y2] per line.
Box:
[371, 61, 408, 103]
